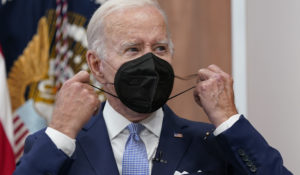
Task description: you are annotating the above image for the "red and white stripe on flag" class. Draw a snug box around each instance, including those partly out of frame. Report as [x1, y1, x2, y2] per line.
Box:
[0, 45, 16, 174]
[13, 114, 29, 161]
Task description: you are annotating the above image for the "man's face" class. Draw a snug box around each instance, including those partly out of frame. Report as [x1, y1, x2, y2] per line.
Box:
[99, 5, 172, 86]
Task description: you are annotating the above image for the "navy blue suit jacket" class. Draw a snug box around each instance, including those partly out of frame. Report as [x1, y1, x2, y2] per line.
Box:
[14, 103, 292, 175]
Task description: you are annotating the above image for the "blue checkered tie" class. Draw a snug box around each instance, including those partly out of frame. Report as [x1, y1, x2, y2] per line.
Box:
[122, 123, 149, 175]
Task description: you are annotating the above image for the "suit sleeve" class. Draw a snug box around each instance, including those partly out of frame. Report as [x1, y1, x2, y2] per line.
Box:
[216, 116, 293, 175]
[13, 129, 71, 175]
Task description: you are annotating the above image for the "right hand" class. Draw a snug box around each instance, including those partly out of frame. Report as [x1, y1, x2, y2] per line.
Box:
[49, 71, 100, 139]
[193, 65, 238, 127]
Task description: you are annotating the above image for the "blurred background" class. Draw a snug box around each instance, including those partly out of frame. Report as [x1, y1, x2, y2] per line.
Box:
[0, 0, 299, 174]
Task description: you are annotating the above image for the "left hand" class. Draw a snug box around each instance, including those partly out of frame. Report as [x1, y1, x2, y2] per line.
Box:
[193, 64, 238, 127]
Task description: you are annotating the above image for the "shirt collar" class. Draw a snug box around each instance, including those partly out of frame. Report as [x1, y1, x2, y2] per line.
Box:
[103, 101, 164, 140]
[140, 108, 163, 137]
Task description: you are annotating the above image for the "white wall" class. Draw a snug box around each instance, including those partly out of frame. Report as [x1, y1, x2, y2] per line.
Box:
[232, 0, 300, 174]
[231, 0, 247, 116]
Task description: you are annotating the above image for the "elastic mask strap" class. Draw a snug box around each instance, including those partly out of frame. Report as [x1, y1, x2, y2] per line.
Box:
[167, 73, 198, 100]
[89, 84, 119, 98]
[90, 73, 198, 100]
[174, 74, 197, 80]
[168, 86, 195, 100]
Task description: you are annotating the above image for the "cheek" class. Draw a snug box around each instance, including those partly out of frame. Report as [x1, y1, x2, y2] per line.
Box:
[168, 58, 172, 65]
[101, 65, 113, 81]
[101, 60, 121, 82]
[162, 56, 172, 65]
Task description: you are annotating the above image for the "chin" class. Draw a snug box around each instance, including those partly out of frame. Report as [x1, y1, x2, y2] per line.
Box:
[108, 98, 151, 121]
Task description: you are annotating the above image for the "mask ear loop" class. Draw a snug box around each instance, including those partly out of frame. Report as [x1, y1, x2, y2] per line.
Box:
[90, 59, 119, 98]
[168, 73, 198, 100]
[90, 73, 199, 100]
[89, 83, 119, 98]
[168, 86, 195, 100]
[174, 73, 198, 80]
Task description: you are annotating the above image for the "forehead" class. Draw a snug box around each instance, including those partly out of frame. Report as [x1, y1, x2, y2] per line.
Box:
[104, 6, 167, 41]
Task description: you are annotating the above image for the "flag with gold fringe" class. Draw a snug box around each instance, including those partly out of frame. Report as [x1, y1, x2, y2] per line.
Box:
[0, 0, 106, 163]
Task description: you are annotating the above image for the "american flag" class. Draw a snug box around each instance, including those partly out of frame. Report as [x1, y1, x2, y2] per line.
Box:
[174, 133, 183, 138]
[0, 44, 17, 174]
[12, 115, 29, 161]
[0, 0, 102, 163]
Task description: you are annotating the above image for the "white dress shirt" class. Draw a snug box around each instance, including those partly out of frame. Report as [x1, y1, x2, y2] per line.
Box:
[103, 101, 163, 174]
[45, 101, 240, 174]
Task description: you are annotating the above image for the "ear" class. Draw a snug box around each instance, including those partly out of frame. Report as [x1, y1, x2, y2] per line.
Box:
[86, 50, 105, 84]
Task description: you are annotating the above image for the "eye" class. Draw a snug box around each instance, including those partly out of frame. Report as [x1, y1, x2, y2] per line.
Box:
[126, 47, 139, 53]
[155, 45, 167, 53]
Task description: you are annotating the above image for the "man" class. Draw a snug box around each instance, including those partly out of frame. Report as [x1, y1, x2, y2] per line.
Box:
[14, 0, 292, 174]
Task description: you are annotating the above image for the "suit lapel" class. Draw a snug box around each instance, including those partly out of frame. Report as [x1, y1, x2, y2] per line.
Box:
[77, 103, 119, 175]
[152, 106, 192, 174]
[75, 103, 192, 175]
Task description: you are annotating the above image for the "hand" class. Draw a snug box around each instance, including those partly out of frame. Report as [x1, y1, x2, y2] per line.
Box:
[193, 65, 238, 127]
[49, 71, 100, 138]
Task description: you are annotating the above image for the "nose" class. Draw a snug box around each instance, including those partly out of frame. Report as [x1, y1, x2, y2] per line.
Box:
[144, 44, 152, 54]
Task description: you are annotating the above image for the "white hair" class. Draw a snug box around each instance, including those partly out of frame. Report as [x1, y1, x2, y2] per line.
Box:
[86, 0, 174, 59]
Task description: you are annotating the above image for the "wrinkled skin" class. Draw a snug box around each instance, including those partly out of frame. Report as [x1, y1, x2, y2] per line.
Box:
[49, 5, 238, 138]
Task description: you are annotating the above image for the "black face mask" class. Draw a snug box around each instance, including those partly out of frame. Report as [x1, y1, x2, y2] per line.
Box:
[114, 52, 174, 113]
[90, 52, 195, 113]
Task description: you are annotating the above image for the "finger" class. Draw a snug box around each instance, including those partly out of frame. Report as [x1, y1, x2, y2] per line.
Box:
[193, 89, 202, 107]
[81, 83, 96, 92]
[208, 64, 233, 83]
[198, 68, 216, 81]
[90, 92, 101, 115]
[70, 71, 90, 83]
[207, 64, 224, 74]
[67, 82, 98, 102]
[84, 87, 100, 110]
[93, 102, 101, 116]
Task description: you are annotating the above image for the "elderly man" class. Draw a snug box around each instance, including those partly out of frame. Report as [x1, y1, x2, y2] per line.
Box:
[14, 0, 292, 175]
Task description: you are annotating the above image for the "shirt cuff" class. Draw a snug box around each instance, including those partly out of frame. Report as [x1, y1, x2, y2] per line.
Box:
[213, 114, 241, 136]
[45, 127, 76, 157]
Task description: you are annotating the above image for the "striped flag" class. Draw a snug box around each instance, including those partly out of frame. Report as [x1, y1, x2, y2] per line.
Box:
[0, 45, 15, 174]
[12, 114, 29, 161]
[0, 0, 104, 161]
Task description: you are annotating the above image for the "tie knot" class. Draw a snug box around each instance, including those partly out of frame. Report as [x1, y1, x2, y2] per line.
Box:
[127, 123, 144, 135]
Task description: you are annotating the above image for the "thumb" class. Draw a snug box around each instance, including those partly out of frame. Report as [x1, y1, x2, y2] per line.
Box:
[70, 71, 90, 83]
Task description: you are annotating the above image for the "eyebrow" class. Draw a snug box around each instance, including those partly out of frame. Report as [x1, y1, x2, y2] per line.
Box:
[120, 40, 140, 49]
[155, 40, 169, 45]
[119, 39, 169, 50]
